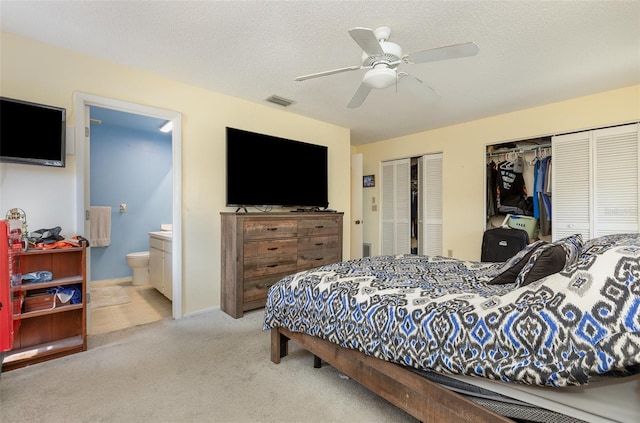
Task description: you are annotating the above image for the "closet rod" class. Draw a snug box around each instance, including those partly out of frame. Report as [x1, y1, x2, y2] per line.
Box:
[486, 143, 551, 158]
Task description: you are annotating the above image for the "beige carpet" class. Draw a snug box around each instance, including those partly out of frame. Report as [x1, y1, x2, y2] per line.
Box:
[0, 309, 417, 423]
[90, 285, 131, 309]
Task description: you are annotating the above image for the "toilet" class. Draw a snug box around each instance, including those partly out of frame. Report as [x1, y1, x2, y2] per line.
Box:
[126, 251, 149, 286]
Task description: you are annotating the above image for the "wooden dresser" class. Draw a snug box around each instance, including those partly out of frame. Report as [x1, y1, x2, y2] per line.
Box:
[220, 212, 343, 318]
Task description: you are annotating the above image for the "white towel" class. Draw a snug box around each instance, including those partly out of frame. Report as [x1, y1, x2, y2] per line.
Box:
[90, 206, 111, 247]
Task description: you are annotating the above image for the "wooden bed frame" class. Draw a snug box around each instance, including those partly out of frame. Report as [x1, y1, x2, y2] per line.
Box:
[271, 327, 514, 423]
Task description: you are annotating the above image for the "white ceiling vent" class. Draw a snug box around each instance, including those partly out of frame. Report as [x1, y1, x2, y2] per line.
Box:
[266, 95, 295, 107]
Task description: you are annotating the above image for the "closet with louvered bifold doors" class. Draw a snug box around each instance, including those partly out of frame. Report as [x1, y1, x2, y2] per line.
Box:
[552, 123, 639, 241]
[486, 137, 552, 242]
[381, 153, 443, 257]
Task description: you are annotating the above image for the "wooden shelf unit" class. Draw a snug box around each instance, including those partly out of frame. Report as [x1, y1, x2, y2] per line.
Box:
[221, 212, 343, 318]
[2, 246, 87, 371]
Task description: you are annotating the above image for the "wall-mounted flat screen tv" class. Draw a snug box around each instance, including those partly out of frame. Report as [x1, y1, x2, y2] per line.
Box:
[226, 127, 328, 208]
[0, 96, 66, 167]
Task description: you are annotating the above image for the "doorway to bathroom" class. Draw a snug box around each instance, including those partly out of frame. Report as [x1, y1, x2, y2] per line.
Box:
[73, 92, 182, 334]
[88, 107, 172, 334]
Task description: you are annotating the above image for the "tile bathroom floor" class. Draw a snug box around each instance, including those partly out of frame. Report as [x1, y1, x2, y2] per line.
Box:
[90, 279, 172, 335]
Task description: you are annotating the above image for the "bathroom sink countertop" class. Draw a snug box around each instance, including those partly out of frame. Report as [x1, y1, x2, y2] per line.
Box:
[149, 231, 172, 241]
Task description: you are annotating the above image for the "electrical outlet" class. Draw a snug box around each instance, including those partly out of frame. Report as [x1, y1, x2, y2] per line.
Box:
[372, 204, 377, 212]
[447, 249, 453, 257]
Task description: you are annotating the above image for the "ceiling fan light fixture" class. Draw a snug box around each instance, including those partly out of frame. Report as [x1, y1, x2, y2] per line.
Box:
[363, 67, 396, 89]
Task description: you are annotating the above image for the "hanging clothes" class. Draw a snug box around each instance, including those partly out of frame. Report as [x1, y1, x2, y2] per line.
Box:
[533, 160, 540, 219]
[487, 160, 498, 218]
[496, 159, 528, 215]
[533, 156, 552, 235]
[411, 186, 418, 238]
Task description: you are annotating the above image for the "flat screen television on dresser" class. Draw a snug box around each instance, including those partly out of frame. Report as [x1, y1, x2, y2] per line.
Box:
[0, 96, 66, 167]
[226, 127, 328, 208]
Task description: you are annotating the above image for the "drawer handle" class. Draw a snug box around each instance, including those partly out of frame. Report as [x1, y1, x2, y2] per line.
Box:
[267, 264, 278, 268]
[267, 227, 279, 231]
[314, 242, 324, 246]
[315, 225, 324, 229]
[267, 247, 278, 251]
[314, 257, 324, 261]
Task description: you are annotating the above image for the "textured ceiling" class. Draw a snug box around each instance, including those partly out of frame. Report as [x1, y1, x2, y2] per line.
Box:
[1, 1, 639, 145]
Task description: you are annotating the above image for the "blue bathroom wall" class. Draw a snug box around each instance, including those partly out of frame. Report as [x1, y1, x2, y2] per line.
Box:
[90, 113, 172, 281]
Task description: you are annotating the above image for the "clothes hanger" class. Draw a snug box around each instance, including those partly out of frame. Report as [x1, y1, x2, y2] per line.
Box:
[529, 147, 540, 166]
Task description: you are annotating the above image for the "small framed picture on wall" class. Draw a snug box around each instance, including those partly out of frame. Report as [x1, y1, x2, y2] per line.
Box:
[363, 175, 375, 188]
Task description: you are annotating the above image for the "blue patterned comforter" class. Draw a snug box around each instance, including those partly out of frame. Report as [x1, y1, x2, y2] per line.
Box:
[264, 233, 640, 387]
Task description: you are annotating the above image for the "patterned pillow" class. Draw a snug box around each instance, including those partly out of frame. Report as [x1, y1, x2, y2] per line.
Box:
[515, 233, 583, 287]
[577, 233, 640, 271]
[580, 233, 640, 258]
[486, 240, 547, 284]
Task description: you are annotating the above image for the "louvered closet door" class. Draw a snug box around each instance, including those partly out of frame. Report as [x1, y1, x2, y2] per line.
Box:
[552, 123, 639, 241]
[552, 131, 591, 241]
[381, 159, 411, 255]
[592, 124, 639, 236]
[419, 153, 443, 256]
[382, 162, 395, 254]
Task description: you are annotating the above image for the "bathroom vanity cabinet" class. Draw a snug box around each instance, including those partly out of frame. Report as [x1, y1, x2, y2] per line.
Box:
[149, 232, 172, 300]
[2, 246, 87, 371]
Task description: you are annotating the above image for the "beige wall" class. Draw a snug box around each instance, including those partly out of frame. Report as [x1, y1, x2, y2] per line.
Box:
[0, 32, 351, 315]
[354, 85, 640, 260]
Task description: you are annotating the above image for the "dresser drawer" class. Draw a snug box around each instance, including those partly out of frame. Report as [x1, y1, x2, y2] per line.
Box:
[244, 220, 297, 239]
[244, 239, 297, 258]
[297, 217, 340, 236]
[297, 249, 340, 269]
[298, 235, 339, 252]
[244, 254, 298, 278]
[243, 273, 289, 309]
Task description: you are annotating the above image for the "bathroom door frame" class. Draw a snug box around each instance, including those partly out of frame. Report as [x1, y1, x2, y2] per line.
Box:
[73, 92, 183, 320]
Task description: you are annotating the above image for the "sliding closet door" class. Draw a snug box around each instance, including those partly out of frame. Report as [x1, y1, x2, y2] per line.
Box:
[418, 153, 443, 256]
[381, 159, 411, 255]
[553, 123, 639, 241]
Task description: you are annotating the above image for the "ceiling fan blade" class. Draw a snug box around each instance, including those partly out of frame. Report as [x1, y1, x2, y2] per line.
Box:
[348, 27, 384, 56]
[405, 42, 479, 64]
[398, 73, 438, 103]
[347, 83, 372, 109]
[295, 65, 364, 81]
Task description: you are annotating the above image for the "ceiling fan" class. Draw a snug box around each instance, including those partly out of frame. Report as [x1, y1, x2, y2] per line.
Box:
[295, 26, 479, 108]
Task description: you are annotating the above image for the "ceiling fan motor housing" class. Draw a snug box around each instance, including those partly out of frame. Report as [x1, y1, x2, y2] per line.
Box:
[361, 40, 402, 89]
[361, 41, 402, 67]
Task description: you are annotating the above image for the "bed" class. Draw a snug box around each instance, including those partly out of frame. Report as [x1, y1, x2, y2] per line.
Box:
[264, 233, 640, 422]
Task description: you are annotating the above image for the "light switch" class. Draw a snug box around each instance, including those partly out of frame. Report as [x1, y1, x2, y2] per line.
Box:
[120, 203, 127, 212]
